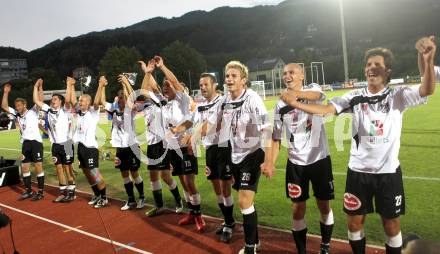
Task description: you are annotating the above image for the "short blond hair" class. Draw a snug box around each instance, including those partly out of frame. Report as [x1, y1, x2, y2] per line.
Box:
[14, 98, 27, 105]
[225, 61, 249, 80]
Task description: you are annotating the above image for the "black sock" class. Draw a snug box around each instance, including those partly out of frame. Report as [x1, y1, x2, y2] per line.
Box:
[218, 202, 226, 216]
[37, 175, 44, 192]
[152, 189, 164, 208]
[349, 238, 366, 254]
[99, 187, 106, 199]
[124, 181, 135, 202]
[243, 210, 258, 245]
[192, 204, 201, 215]
[23, 175, 32, 192]
[134, 181, 144, 199]
[186, 200, 193, 209]
[385, 244, 401, 254]
[224, 205, 235, 226]
[255, 224, 259, 244]
[170, 186, 182, 203]
[320, 222, 333, 244]
[68, 181, 76, 196]
[91, 184, 100, 196]
[292, 228, 307, 254]
[59, 184, 67, 195]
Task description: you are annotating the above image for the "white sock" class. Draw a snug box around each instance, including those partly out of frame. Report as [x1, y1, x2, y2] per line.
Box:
[293, 219, 307, 231]
[190, 193, 201, 205]
[123, 177, 131, 184]
[150, 180, 162, 191]
[240, 204, 255, 215]
[216, 194, 224, 204]
[223, 195, 234, 207]
[386, 231, 402, 248]
[183, 191, 191, 203]
[167, 179, 177, 190]
[348, 229, 365, 241]
[320, 209, 334, 225]
[134, 176, 143, 184]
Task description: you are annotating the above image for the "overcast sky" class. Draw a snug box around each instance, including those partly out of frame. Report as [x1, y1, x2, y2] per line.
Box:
[0, 0, 283, 51]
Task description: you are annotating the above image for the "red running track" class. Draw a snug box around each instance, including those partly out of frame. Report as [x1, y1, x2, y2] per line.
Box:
[0, 185, 385, 254]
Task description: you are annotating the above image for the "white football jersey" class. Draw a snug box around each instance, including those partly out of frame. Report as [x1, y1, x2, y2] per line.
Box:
[191, 95, 223, 148]
[9, 106, 42, 143]
[41, 104, 72, 144]
[329, 85, 427, 174]
[273, 84, 329, 165]
[162, 91, 192, 148]
[140, 92, 166, 145]
[219, 89, 270, 164]
[105, 103, 137, 148]
[73, 107, 100, 148]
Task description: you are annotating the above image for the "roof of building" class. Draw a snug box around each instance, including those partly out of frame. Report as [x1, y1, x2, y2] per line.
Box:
[247, 57, 285, 72]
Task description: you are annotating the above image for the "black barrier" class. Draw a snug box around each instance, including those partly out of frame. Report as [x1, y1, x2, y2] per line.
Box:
[0, 157, 20, 187]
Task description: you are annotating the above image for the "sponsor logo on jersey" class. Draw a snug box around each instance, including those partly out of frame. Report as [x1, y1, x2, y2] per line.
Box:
[344, 193, 361, 211]
[287, 183, 302, 199]
[114, 157, 121, 166]
[205, 166, 211, 176]
[369, 120, 384, 136]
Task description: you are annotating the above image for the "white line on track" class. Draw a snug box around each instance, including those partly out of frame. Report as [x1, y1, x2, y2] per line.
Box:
[65, 185, 386, 250]
[0, 202, 152, 254]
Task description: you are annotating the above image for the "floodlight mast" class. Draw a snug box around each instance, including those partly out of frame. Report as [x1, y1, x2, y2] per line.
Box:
[339, 0, 349, 82]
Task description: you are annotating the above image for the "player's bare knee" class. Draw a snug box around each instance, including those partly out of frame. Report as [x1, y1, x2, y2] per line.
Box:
[121, 170, 130, 178]
[347, 215, 364, 232]
[149, 171, 160, 182]
[221, 183, 232, 197]
[238, 191, 254, 209]
[382, 217, 401, 236]
[316, 199, 331, 214]
[211, 179, 222, 194]
[292, 202, 306, 219]
[34, 162, 44, 173]
[130, 170, 139, 179]
[185, 177, 197, 194]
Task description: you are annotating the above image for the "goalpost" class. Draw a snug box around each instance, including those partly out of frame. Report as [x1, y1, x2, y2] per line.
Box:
[251, 80, 266, 100]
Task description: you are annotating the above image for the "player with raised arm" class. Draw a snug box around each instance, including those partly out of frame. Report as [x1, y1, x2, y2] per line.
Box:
[33, 77, 77, 202]
[136, 59, 184, 217]
[69, 76, 109, 208]
[171, 72, 235, 242]
[99, 74, 145, 210]
[280, 39, 436, 254]
[155, 56, 205, 232]
[264, 63, 334, 254]
[416, 36, 440, 81]
[218, 61, 272, 254]
[1, 81, 45, 201]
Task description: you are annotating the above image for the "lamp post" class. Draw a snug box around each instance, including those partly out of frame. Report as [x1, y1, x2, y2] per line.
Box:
[338, 0, 349, 82]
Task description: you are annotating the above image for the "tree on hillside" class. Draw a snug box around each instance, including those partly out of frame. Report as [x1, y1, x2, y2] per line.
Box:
[98, 46, 142, 97]
[161, 41, 207, 92]
[29, 67, 62, 91]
